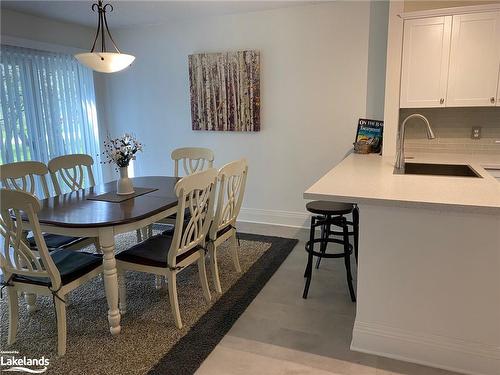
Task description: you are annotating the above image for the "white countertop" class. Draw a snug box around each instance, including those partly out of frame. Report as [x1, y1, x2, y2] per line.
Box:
[304, 152, 500, 213]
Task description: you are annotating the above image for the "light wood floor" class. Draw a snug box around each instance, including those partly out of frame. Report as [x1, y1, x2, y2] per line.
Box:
[196, 224, 459, 375]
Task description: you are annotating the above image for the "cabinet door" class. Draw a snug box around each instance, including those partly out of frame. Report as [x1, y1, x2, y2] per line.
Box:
[447, 11, 500, 107]
[400, 16, 452, 108]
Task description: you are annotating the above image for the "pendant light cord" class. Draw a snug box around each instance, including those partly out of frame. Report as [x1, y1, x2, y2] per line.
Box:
[90, 1, 121, 54]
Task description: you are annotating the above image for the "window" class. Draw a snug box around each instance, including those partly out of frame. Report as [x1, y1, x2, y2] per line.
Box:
[0, 44, 102, 188]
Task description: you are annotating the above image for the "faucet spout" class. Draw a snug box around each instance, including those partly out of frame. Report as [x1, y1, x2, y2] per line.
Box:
[395, 114, 435, 170]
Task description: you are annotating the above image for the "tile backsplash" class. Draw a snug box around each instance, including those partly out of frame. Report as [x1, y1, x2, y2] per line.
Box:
[399, 107, 500, 155]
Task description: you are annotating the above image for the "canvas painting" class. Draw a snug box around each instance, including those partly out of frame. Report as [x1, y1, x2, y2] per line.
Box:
[188, 50, 260, 132]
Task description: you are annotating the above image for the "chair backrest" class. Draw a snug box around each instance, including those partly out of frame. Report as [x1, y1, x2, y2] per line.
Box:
[168, 168, 217, 268]
[48, 154, 95, 195]
[0, 188, 61, 289]
[171, 147, 214, 177]
[209, 159, 248, 240]
[0, 161, 50, 199]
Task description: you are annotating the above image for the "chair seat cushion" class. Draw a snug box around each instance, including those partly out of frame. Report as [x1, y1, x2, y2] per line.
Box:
[166, 207, 192, 221]
[27, 233, 85, 250]
[116, 234, 200, 268]
[13, 250, 102, 287]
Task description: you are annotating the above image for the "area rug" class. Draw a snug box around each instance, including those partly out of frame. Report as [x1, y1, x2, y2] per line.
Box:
[0, 229, 298, 375]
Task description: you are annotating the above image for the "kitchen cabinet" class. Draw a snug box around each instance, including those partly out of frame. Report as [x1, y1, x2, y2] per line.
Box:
[400, 11, 500, 108]
[447, 12, 500, 107]
[400, 16, 452, 108]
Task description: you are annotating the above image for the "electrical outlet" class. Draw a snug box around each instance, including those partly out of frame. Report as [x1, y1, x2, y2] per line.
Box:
[471, 127, 481, 139]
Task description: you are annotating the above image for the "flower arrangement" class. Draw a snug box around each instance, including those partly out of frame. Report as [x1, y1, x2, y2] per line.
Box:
[102, 133, 143, 168]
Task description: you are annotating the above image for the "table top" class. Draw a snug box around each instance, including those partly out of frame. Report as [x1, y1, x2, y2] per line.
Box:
[35, 176, 180, 228]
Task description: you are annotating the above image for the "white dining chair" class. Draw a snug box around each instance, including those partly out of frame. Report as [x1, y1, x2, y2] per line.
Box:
[136, 147, 215, 244]
[171, 147, 215, 177]
[0, 161, 90, 252]
[117, 168, 217, 329]
[48, 154, 95, 195]
[208, 159, 248, 293]
[0, 188, 103, 356]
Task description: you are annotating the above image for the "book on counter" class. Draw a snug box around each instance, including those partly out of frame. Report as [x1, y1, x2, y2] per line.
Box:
[354, 118, 384, 154]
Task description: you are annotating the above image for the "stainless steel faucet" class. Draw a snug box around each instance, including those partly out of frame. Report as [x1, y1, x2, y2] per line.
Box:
[395, 114, 435, 170]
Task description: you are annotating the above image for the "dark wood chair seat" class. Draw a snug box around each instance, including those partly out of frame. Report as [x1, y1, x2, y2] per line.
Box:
[306, 201, 354, 216]
[116, 234, 200, 268]
[13, 250, 102, 287]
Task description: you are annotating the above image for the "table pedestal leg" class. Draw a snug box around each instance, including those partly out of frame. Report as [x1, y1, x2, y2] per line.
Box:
[24, 293, 37, 313]
[99, 228, 121, 335]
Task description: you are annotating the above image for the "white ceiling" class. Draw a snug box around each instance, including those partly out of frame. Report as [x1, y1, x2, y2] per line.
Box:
[1, 1, 317, 29]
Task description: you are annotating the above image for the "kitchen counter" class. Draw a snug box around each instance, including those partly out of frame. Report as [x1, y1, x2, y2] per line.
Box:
[303, 151, 500, 375]
[304, 152, 500, 213]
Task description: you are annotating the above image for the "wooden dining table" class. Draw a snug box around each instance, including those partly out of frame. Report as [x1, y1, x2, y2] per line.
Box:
[25, 176, 180, 335]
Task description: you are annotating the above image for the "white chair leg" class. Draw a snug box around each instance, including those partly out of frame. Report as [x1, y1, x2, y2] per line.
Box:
[7, 287, 19, 345]
[230, 233, 242, 273]
[198, 253, 212, 303]
[118, 270, 127, 315]
[167, 272, 182, 329]
[24, 292, 37, 313]
[209, 243, 222, 294]
[155, 275, 164, 290]
[54, 296, 67, 356]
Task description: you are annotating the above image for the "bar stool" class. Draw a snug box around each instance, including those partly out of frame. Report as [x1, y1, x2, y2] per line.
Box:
[303, 201, 359, 302]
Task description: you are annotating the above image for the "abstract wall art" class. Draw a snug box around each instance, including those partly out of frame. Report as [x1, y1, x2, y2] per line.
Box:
[188, 50, 260, 132]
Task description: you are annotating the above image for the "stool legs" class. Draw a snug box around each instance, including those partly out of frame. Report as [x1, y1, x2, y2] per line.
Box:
[342, 219, 356, 302]
[315, 219, 329, 269]
[352, 205, 359, 264]
[302, 217, 316, 299]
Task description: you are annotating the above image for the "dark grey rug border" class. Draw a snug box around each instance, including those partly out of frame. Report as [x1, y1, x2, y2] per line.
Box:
[147, 233, 299, 375]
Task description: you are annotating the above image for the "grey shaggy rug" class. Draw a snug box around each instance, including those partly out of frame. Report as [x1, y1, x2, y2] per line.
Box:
[0, 228, 298, 375]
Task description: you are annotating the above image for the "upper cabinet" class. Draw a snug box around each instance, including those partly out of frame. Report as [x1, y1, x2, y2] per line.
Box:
[400, 16, 452, 108]
[447, 12, 500, 107]
[400, 10, 500, 108]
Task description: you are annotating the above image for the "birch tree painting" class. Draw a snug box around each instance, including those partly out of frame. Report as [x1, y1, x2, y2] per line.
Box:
[189, 50, 260, 132]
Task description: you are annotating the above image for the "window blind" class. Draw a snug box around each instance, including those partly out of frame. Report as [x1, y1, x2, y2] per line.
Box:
[0, 44, 102, 191]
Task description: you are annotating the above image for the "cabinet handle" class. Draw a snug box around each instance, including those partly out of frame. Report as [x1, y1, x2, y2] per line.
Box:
[491, 97, 496, 104]
[440, 98, 444, 104]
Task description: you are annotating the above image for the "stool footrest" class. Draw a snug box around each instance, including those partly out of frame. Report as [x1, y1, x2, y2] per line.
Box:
[305, 238, 353, 258]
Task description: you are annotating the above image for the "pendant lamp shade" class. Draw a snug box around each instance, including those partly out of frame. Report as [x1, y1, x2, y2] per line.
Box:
[75, 52, 135, 73]
[76, 1, 135, 73]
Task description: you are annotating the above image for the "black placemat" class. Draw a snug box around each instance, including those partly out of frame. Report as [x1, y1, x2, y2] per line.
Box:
[87, 187, 158, 203]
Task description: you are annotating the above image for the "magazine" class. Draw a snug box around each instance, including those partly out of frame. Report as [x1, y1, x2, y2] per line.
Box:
[354, 119, 384, 154]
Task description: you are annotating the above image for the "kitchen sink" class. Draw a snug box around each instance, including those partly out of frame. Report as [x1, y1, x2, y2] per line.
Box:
[395, 163, 482, 178]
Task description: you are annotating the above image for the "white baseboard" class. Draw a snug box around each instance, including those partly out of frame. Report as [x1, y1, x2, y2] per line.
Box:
[352, 321, 500, 375]
[238, 207, 311, 229]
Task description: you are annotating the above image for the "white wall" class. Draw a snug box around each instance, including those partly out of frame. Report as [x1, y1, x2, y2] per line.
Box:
[103, 2, 388, 227]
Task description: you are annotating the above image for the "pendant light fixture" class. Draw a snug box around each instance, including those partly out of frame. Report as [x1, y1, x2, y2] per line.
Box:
[75, 1, 135, 73]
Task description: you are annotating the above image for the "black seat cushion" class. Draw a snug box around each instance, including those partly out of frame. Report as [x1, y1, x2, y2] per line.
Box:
[306, 201, 354, 216]
[27, 233, 85, 250]
[116, 234, 200, 268]
[13, 250, 102, 287]
[166, 207, 192, 221]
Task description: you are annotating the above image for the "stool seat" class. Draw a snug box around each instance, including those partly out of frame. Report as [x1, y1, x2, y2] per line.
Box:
[306, 201, 354, 216]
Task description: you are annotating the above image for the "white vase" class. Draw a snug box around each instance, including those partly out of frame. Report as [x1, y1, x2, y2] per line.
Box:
[116, 166, 134, 195]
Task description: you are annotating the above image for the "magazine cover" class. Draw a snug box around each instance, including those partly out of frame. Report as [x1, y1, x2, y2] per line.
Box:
[354, 119, 384, 154]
